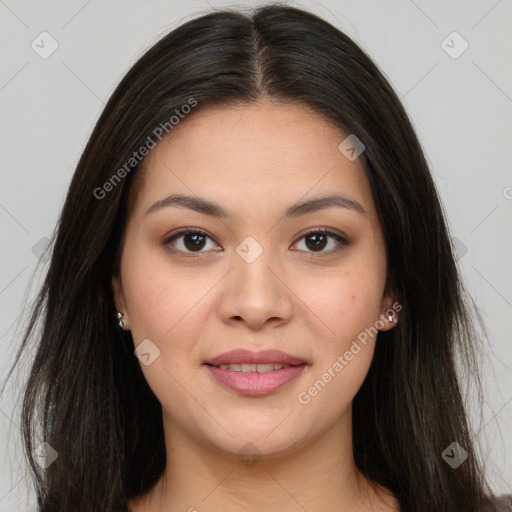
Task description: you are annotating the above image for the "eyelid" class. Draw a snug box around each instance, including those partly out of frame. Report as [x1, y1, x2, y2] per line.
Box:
[162, 226, 350, 257]
[162, 227, 220, 255]
[297, 226, 349, 243]
[292, 227, 349, 256]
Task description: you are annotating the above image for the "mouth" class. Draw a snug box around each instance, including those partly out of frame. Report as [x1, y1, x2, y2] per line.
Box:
[204, 362, 302, 372]
[203, 361, 307, 396]
[202, 348, 308, 396]
[203, 348, 308, 367]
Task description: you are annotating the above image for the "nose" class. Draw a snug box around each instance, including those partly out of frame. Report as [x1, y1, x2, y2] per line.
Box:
[217, 241, 294, 330]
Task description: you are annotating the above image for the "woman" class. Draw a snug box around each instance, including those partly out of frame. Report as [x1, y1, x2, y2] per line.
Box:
[3, 4, 510, 511]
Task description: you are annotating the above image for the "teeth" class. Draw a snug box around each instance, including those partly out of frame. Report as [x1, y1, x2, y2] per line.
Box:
[217, 363, 287, 373]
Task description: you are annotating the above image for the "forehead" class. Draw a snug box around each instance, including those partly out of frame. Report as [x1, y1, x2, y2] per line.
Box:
[129, 100, 376, 223]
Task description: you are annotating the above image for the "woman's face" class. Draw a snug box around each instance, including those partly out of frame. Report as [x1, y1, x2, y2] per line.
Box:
[112, 99, 397, 458]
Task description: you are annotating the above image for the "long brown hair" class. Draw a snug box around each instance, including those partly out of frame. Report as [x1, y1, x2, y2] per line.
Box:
[3, 4, 499, 511]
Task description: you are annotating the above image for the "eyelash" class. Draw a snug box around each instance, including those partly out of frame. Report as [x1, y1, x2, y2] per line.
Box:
[162, 227, 349, 258]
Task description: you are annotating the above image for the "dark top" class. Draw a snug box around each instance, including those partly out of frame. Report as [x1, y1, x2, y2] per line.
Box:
[482, 494, 512, 511]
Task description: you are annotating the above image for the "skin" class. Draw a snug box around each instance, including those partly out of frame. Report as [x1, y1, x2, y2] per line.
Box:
[112, 98, 400, 512]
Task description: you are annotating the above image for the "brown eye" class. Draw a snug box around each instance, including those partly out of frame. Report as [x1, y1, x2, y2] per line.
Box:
[304, 232, 328, 251]
[163, 228, 349, 258]
[163, 229, 219, 256]
[293, 229, 349, 255]
[182, 232, 207, 251]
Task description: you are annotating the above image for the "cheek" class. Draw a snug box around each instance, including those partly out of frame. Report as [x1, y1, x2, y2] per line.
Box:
[309, 267, 385, 349]
[120, 243, 202, 345]
[120, 248, 210, 401]
[123, 267, 169, 341]
[297, 272, 383, 415]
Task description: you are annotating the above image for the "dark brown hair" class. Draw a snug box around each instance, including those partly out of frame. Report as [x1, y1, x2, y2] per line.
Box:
[3, 4, 502, 511]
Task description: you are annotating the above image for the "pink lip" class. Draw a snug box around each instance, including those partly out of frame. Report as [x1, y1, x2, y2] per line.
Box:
[204, 348, 307, 366]
[205, 364, 307, 396]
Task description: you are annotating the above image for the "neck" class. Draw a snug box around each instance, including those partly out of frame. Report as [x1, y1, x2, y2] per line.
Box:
[129, 407, 398, 512]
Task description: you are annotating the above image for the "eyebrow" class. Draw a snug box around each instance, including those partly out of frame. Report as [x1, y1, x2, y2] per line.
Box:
[144, 193, 367, 219]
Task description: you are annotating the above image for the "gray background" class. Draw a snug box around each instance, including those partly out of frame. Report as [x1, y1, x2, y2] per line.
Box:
[1, 0, 511, 510]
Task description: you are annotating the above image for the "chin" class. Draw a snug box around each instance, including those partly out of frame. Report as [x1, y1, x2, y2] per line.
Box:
[197, 421, 313, 462]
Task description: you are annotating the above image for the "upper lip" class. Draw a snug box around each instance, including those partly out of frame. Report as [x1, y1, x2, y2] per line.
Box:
[204, 349, 307, 366]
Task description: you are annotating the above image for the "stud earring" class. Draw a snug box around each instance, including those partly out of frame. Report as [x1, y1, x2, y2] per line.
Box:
[388, 312, 398, 323]
[116, 311, 124, 329]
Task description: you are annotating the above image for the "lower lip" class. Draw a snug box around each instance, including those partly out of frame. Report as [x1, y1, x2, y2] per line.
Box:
[204, 364, 307, 396]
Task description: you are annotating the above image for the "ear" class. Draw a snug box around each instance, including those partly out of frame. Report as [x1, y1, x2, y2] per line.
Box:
[111, 274, 130, 330]
[378, 276, 400, 331]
